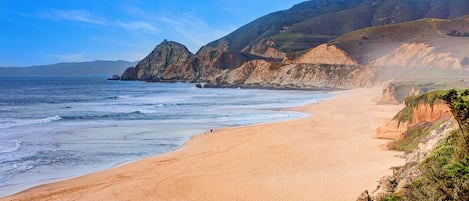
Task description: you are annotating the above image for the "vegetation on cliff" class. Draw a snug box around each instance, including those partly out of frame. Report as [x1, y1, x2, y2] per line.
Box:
[383, 89, 469, 201]
[390, 122, 434, 152]
[394, 90, 447, 124]
[380, 80, 469, 104]
[208, 0, 469, 54]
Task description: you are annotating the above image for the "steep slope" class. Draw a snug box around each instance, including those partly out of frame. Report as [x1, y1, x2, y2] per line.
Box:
[202, 0, 469, 59]
[332, 15, 469, 67]
[121, 40, 197, 81]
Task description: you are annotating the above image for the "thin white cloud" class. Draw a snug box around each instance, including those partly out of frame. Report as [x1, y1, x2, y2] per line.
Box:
[39, 9, 106, 25]
[157, 13, 236, 52]
[119, 4, 235, 52]
[156, 16, 180, 25]
[39, 9, 160, 35]
[115, 21, 158, 34]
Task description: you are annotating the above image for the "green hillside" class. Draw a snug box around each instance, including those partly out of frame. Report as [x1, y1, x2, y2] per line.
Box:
[203, 0, 469, 54]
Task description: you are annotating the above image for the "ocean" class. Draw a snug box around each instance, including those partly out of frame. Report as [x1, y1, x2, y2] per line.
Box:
[0, 76, 331, 196]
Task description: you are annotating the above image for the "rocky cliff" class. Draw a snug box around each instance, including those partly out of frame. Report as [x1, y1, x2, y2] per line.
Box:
[121, 40, 198, 81]
[376, 95, 452, 140]
[205, 60, 373, 89]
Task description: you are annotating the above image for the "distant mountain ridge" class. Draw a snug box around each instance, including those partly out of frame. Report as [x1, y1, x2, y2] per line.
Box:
[0, 60, 137, 76]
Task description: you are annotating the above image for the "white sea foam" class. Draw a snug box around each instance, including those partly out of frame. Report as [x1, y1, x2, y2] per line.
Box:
[0, 115, 62, 129]
[0, 140, 22, 153]
[136, 109, 158, 114]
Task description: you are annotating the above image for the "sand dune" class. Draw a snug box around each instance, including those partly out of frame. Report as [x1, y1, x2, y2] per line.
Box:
[2, 87, 404, 201]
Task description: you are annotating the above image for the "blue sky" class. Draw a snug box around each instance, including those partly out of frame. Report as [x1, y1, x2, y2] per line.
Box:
[0, 0, 305, 67]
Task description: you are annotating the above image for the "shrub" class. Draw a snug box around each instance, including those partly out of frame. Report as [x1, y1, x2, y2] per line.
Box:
[398, 89, 469, 200]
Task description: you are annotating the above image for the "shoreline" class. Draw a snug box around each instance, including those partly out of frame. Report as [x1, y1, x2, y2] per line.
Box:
[0, 84, 320, 197]
[2, 86, 405, 201]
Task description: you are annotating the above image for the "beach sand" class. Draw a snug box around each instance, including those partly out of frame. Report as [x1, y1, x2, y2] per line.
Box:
[2, 87, 405, 201]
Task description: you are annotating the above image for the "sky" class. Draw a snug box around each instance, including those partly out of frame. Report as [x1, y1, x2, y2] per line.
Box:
[0, 0, 305, 67]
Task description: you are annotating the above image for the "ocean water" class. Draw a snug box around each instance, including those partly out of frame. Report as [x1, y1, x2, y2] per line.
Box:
[0, 76, 331, 196]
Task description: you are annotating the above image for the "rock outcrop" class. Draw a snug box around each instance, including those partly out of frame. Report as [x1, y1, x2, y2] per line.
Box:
[376, 119, 408, 140]
[356, 190, 372, 201]
[378, 83, 400, 105]
[121, 40, 197, 81]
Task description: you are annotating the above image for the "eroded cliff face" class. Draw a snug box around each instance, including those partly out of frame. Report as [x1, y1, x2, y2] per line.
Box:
[370, 43, 463, 69]
[121, 40, 197, 81]
[284, 44, 358, 65]
[376, 120, 408, 140]
[206, 60, 374, 89]
[376, 102, 452, 140]
[376, 95, 452, 141]
[412, 103, 452, 123]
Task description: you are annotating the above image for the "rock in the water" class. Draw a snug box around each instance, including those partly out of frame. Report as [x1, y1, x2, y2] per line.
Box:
[107, 74, 120, 80]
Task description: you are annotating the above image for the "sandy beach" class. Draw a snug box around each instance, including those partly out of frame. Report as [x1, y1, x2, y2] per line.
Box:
[2, 87, 405, 201]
